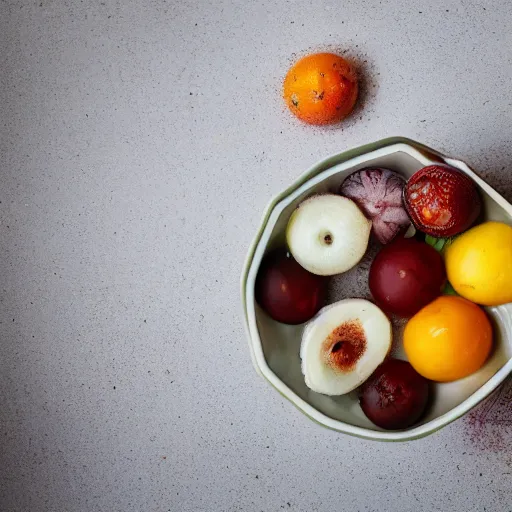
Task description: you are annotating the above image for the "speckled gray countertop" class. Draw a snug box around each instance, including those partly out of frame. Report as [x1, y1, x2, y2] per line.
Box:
[1, 1, 512, 511]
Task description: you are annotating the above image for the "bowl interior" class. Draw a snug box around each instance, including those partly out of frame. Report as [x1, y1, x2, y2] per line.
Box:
[252, 146, 512, 433]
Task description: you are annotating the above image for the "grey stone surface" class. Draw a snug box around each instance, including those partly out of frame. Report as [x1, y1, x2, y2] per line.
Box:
[1, 0, 512, 511]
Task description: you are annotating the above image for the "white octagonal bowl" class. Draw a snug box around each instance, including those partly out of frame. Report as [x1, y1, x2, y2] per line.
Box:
[241, 137, 512, 441]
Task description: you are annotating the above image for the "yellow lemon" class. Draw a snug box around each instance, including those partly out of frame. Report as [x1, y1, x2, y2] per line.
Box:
[445, 221, 512, 306]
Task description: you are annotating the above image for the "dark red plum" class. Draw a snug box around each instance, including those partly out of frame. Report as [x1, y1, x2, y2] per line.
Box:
[360, 359, 429, 430]
[369, 237, 446, 317]
[255, 250, 327, 324]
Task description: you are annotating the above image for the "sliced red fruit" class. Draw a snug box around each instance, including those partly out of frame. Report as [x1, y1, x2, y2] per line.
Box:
[404, 165, 481, 237]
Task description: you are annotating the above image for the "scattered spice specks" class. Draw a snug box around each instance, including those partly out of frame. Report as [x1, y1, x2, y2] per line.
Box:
[465, 379, 512, 454]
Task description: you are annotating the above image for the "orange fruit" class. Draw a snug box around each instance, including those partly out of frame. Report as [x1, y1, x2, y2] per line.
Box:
[283, 52, 358, 125]
[403, 296, 492, 382]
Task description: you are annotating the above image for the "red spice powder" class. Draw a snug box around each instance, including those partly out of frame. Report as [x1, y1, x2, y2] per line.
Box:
[322, 319, 367, 372]
[464, 378, 512, 452]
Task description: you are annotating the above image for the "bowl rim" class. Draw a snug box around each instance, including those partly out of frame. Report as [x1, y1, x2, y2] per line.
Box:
[240, 136, 512, 441]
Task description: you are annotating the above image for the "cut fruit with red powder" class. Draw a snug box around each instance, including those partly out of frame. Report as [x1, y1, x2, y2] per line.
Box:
[300, 299, 392, 396]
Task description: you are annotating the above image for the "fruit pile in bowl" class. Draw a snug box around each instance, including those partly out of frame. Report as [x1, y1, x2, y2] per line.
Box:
[241, 138, 512, 441]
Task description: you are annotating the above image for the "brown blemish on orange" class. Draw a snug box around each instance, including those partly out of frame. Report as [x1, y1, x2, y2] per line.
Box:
[322, 319, 367, 372]
[313, 90, 325, 101]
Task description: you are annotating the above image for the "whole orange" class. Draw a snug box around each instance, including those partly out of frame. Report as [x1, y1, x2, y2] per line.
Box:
[403, 296, 492, 382]
[283, 52, 358, 125]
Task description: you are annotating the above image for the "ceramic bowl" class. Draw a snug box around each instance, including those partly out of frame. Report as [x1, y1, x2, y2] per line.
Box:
[241, 137, 512, 441]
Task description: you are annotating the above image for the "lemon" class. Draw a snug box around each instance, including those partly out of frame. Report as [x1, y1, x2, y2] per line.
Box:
[445, 221, 512, 306]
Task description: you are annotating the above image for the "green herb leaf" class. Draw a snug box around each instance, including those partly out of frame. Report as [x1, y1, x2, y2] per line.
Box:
[425, 235, 456, 254]
[443, 281, 458, 296]
[425, 235, 438, 247]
